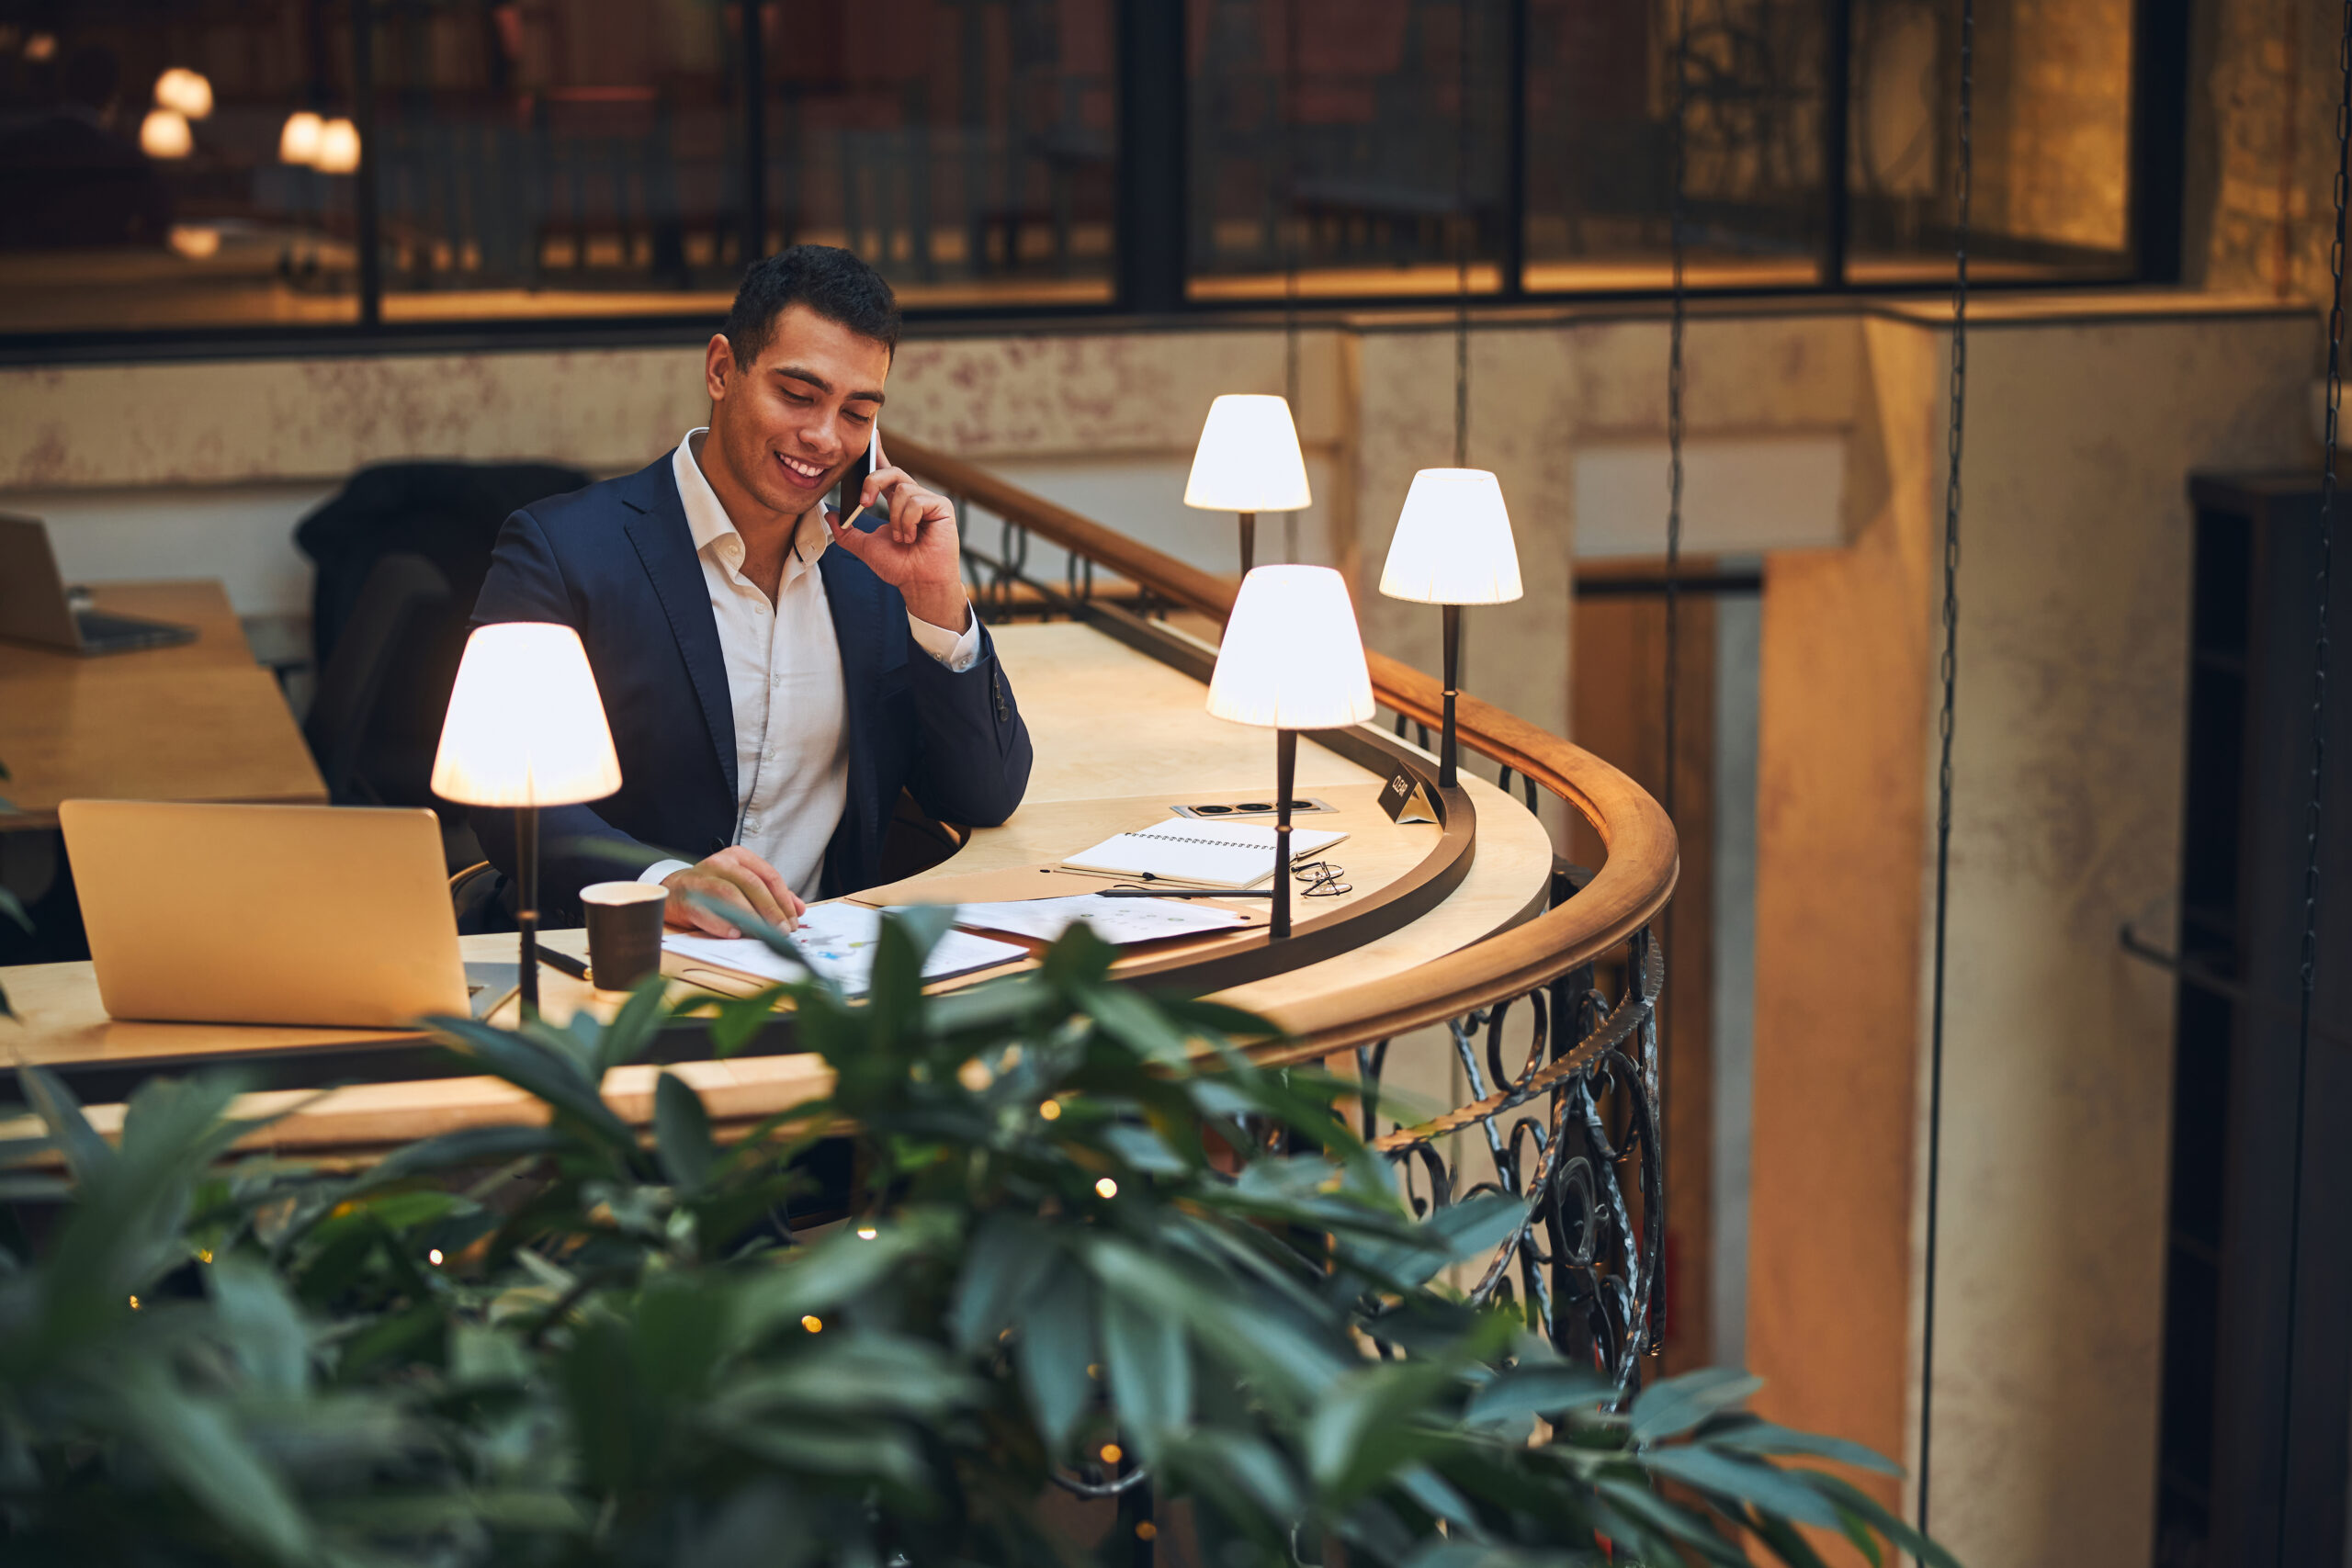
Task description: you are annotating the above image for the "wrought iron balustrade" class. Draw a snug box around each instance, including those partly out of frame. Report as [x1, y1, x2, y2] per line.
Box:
[891, 434, 1678, 1394]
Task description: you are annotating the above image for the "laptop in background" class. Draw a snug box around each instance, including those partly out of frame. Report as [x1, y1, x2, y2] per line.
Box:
[0, 513, 198, 655]
[61, 800, 512, 1027]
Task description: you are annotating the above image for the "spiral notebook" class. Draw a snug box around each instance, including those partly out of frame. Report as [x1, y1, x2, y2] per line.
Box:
[1060, 818, 1348, 889]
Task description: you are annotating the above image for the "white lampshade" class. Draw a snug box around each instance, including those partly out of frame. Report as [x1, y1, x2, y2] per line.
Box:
[1380, 468, 1524, 605]
[1184, 394, 1312, 513]
[431, 623, 622, 808]
[1206, 565, 1376, 731]
[139, 107, 193, 160]
[313, 117, 361, 175]
[153, 67, 213, 120]
[278, 110, 324, 164]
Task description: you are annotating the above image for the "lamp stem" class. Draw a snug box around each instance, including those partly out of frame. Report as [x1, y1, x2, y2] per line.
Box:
[1238, 511, 1256, 577]
[1440, 602, 1461, 790]
[1272, 728, 1297, 940]
[515, 804, 540, 1014]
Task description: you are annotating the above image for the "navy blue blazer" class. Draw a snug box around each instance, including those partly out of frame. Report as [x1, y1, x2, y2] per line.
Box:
[466, 455, 1033, 919]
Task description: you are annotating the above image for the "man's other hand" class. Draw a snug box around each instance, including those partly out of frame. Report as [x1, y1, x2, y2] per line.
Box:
[661, 846, 806, 937]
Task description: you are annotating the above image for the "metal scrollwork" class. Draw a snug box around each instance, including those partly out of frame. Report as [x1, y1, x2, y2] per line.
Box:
[1362, 926, 1665, 1394]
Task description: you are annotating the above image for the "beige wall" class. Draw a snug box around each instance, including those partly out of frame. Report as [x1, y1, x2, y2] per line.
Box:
[0, 296, 2320, 1565]
[1920, 309, 2311, 1563]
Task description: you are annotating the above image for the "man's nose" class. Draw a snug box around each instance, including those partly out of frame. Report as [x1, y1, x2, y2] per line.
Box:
[797, 419, 842, 462]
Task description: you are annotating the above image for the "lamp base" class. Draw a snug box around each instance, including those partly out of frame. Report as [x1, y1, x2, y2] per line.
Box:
[515, 804, 539, 1013]
[1272, 728, 1297, 941]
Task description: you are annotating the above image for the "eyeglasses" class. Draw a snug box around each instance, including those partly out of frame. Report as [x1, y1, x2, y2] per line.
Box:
[1292, 860, 1351, 897]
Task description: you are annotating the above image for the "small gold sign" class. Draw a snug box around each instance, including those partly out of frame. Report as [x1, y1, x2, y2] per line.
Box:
[1379, 770, 1438, 825]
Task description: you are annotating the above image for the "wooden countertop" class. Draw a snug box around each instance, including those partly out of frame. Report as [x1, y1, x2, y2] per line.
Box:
[0, 580, 326, 828]
[0, 619, 1557, 1136]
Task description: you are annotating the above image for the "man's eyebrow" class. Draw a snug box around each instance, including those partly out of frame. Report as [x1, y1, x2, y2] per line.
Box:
[773, 365, 886, 406]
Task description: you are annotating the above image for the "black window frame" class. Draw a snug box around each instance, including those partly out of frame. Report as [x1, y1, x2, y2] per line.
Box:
[0, 0, 2191, 363]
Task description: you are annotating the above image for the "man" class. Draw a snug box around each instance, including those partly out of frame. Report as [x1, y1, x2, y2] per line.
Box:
[469, 245, 1032, 938]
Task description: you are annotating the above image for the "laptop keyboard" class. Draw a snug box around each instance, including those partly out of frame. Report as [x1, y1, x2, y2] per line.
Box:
[74, 610, 195, 650]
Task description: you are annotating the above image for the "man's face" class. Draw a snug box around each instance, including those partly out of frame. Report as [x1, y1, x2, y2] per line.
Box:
[705, 302, 889, 520]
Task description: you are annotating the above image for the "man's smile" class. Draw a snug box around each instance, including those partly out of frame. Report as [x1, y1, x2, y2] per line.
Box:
[775, 449, 830, 490]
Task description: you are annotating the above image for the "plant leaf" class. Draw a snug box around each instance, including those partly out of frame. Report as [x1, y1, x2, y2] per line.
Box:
[1639, 1444, 1846, 1530]
[1630, 1367, 1765, 1444]
[1100, 1286, 1191, 1451]
[1706, 1416, 1903, 1475]
[19, 1065, 110, 1181]
[949, 1212, 1057, 1357]
[1804, 1471, 1965, 1568]
[1463, 1363, 1614, 1432]
[1015, 1255, 1097, 1458]
[654, 1071, 717, 1194]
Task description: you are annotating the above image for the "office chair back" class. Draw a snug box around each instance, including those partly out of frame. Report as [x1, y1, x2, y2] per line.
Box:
[303, 551, 452, 806]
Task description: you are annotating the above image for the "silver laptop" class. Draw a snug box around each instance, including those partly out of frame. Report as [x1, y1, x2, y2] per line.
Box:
[60, 800, 514, 1027]
[0, 513, 198, 655]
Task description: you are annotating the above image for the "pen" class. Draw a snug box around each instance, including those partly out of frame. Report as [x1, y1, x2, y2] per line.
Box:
[537, 949, 591, 980]
[1097, 887, 1274, 899]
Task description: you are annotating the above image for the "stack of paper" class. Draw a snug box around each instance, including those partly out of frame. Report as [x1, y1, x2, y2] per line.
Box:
[662, 902, 1025, 996]
[924, 892, 1250, 945]
[1060, 818, 1348, 888]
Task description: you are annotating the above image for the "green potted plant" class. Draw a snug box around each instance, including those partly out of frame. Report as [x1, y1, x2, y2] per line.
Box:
[0, 908, 1955, 1566]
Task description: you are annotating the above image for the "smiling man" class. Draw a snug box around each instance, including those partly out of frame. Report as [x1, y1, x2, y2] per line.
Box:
[469, 245, 1033, 937]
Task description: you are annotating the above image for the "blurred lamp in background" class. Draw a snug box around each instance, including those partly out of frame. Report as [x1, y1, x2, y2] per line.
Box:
[1380, 468, 1523, 789]
[1206, 565, 1375, 940]
[1185, 393, 1311, 577]
[278, 110, 323, 164]
[138, 108, 192, 160]
[153, 67, 212, 119]
[313, 118, 361, 175]
[432, 623, 622, 1012]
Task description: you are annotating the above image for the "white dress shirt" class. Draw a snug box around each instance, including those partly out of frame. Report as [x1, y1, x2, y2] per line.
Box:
[639, 429, 979, 899]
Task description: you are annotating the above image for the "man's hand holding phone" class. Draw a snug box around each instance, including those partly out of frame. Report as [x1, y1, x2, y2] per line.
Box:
[825, 432, 970, 635]
[661, 845, 806, 938]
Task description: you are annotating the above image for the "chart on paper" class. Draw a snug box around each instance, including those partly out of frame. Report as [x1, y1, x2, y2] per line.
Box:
[919, 893, 1250, 945]
[663, 903, 1025, 995]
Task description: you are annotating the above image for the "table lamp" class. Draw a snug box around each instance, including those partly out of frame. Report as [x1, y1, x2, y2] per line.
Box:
[313, 118, 362, 175]
[279, 110, 324, 164]
[1379, 468, 1524, 789]
[432, 623, 622, 1011]
[1185, 394, 1311, 576]
[1206, 565, 1376, 940]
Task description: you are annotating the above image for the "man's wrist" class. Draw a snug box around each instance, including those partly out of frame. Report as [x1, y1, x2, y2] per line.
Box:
[639, 858, 694, 889]
[903, 583, 971, 634]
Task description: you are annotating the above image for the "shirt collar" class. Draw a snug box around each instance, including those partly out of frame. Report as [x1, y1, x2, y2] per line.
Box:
[673, 428, 830, 566]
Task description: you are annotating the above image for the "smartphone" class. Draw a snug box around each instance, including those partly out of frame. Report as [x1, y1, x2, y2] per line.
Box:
[838, 420, 880, 520]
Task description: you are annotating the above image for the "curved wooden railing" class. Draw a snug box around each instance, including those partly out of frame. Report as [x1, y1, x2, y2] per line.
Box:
[890, 434, 1680, 1054]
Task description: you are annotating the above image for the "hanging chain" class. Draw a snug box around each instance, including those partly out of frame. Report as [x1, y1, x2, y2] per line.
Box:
[1641, 0, 1690, 1365]
[2274, 0, 2350, 1555]
[1917, 0, 1973, 1546]
[1664, 0, 1688, 828]
[1453, 0, 1474, 468]
[1284, 0, 1304, 563]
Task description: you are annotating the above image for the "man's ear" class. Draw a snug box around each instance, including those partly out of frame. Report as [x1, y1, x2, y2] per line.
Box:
[705, 333, 737, 402]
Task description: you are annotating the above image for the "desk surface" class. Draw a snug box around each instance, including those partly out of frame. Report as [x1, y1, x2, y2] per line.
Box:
[0, 581, 327, 828]
[0, 619, 1555, 1096]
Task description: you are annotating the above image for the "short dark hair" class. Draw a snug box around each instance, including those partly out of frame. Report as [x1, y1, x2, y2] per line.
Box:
[721, 245, 900, 367]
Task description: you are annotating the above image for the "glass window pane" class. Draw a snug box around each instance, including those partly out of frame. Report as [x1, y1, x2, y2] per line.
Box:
[1845, 0, 2133, 281]
[1522, 0, 1827, 291]
[374, 0, 746, 322]
[766, 0, 1118, 309]
[0, 5, 363, 333]
[1189, 0, 1510, 302]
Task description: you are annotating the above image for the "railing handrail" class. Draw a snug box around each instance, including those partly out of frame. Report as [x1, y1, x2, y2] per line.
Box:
[892, 433, 1680, 1051]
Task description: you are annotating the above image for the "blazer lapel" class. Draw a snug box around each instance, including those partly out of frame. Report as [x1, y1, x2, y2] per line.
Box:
[619, 462, 738, 804]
